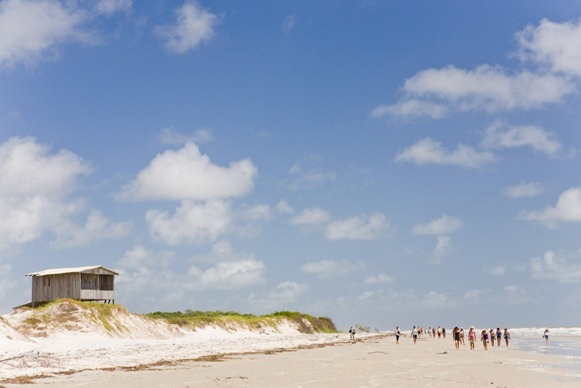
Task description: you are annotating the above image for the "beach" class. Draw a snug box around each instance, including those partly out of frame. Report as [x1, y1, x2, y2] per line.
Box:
[3, 332, 580, 387]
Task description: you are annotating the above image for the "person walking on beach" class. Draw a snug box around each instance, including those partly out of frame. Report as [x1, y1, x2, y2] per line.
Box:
[460, 327, 465, 345]
[395, 326, 401, 344]
[437, 326, 441, 338]
[432, 327, 436, 337]
[453, 327, 460, 349]
[504, 328, 510, 347]
[442, 327, 446, 339]
[543, 329, 549, 345]
[349, 326, 356, 339]
[496, 328, 502, 347]
[468, 327, 476, 350]
[489, 329, 495, 347]
[481, 329, 489, 350]
[411, 326, 418, 344]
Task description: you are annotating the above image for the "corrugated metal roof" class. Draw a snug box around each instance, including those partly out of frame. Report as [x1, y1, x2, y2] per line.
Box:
[25, 265, 119, 277]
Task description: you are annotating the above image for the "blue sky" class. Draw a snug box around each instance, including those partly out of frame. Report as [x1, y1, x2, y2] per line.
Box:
[1, 0, 581, 330]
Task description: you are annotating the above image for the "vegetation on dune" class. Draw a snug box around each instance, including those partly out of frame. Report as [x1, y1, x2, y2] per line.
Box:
[145, 309, 338, 333]
[18, 300, 338, 334]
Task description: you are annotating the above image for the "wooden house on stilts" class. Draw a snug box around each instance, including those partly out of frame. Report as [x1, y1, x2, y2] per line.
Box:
[26, 265, 118, 307]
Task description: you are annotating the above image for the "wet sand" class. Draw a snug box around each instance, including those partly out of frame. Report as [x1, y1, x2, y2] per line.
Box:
[6, 334, 579, 387]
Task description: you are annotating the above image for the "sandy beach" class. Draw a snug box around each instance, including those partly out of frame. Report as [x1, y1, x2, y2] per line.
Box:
[3, 333, 579, 387]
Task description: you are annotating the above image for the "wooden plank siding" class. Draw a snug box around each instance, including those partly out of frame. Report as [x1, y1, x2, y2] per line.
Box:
[29, 266, 117, 305]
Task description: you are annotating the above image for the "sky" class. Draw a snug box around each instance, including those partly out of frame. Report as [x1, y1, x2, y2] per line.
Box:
[1, 0, 581, 330]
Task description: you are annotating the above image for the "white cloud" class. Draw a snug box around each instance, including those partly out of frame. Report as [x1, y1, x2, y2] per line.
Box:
[189, 258, 265, 290]
[155, 1, 218, 53]
[0, 263, 17, 300]
[51, 209, 132, 248]
[486, 266, 507, 276]
[116, 245, 173, 288]
[300, 259, 364, 278]
[395, 138, 496, 169]
[364, 273, 394, 285]
[517, 18, 581, 76]
[376, 65, 574, 119]
[266, 281, 308, 303]
[502, 181, 543, 198]
[413, 215, 462, 235]
[0, 0, 90, 67]
[371, 99, 448, 119]
[0, 0, 130, 68]
[531, 250, 581, 284]
[146, 199, 231, 245]
[0, 137, 91, 253]
[290, 207, 331, 226]
[119, 143, 258, 201]
[464, 289, 485, 299]
[242, 204, 271, 221]
[520, 187, 581, 227]
[504, 285, 519, 292]
[274, 199, 294, 214]
[482, 121, 563, 157]
[286, 157, 336, 191]
[421, 291, 448, 309]
[433, 235, 452, 261]
[325, 213, 388, 240]
[160, 127, 214, 145]
[94, 0, 132, 15]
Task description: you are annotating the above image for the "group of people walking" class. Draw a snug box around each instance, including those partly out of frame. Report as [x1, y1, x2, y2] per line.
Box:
[462, 327, 510, 350]
[394, 325, 511, 350]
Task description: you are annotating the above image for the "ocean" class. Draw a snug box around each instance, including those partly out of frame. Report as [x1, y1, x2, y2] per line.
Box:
[511, 327, 581, 378]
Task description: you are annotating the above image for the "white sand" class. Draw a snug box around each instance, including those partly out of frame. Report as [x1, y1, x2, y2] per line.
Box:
[2, 303, 579, 387]
[2, 334, 580, 387]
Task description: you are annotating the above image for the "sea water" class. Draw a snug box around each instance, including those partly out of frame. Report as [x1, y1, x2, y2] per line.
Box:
[510, 327, 581, 378]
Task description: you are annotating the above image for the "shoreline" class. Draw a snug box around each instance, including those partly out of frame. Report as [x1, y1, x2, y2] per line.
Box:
[3, 333, 580, 387]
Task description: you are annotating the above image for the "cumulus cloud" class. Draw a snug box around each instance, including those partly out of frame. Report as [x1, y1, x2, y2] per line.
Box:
[395, 138, 496, 169]
[94, 0, 132, 15]
[274, 199, 294, 214]
[0, 137, 93, 253]
[118, 143, 258, 201]
[51, 209, 132, 248]
[502, 181, 543, 198]
[364, 273, 394, 285]
[290, 207, 331, 226]
[531, 250, 581, 284]
[155, 1, 219, 53]
[482, 121, 563, 157]
[285, 156, 336, 191]
[189, 258, 265, 290]
[300, 259, 364, 278]
[413, 215, 463, 235]
[0, 0, 132, 68]
[265, 281, 308, 304]
[373, 65, 573, 119]
[414, 215, 461, 264]
[373, 18, 581, 120]
[146, 199, 231, 245]
[325, 213, 388, 240]
[160, 127, 214, 145]
[421, 291, 448, 309]
[517, 18, 581, 76]
[116, 245, 174, 289]
[520, 187, 581, 227]
[371, 99, 448, 120]
[0, 0, 88, 67]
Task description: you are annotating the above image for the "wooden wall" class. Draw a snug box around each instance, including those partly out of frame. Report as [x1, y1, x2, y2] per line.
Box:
[31, 272, 116, 304]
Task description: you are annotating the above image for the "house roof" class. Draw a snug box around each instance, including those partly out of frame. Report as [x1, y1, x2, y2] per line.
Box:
[26, 265, 119, 277]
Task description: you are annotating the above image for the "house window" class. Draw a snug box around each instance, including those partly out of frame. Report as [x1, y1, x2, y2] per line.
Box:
[43, 277, 51, 287]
